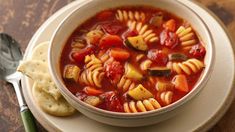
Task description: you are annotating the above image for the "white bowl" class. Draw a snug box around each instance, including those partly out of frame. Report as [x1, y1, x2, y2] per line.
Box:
[49, 0, 214, 127]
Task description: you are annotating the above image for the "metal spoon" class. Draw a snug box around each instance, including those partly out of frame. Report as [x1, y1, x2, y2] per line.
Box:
[0, 33, 37, 132]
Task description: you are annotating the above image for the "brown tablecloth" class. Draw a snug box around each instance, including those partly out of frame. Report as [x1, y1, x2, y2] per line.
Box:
[0, 0, 235, 131]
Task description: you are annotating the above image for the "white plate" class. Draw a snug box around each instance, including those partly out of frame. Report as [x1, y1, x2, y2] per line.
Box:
[21, 0, 235, 131]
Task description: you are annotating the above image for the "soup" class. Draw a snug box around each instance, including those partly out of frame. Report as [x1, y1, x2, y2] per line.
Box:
[60, 6, 206, 113]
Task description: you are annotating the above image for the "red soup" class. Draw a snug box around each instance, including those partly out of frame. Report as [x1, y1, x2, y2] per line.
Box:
[60, 6, 206, 113]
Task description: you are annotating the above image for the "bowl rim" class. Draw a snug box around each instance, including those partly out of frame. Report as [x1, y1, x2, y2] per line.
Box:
[49, 0, 215, 118]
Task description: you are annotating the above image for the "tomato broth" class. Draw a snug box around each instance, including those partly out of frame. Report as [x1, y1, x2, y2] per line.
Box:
[60, 6, 206, 113]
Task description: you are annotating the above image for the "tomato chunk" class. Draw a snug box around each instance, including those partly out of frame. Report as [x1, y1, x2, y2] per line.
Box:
[105, 60, 124, 84]
[101, 91, 123, 112]
[172, 75, 189, 92]
[147, 49, 168, 65]
[96, 11, 113, 21]
[122, 30, 139, 38]
[72, 46, 95, 63]
[101, 21, 126, 35]
[160, 30, 179, 49]
[83, 86, 104, 96]
[189, 44, 206, 59]
[163, 19, 176, 32]
[99, 35, 123, 49]
[110, 48, 130, 61]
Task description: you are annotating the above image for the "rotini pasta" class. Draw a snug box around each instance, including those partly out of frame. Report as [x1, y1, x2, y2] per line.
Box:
[116, 10, 146, 22]
[140, 59, 152, 71]
[176, 26, 197, 49]
[136, 54, 145, 62]
[155, 81, 174, 92]
[79, 54, 105, 88]
[71, 38, 86, 52]
[127, 20, 159, 43]
[117, 76, 136, 92]
[167, 58, 204, 75]
[123, 98, 161, 113]
[160, 91, 173, 105]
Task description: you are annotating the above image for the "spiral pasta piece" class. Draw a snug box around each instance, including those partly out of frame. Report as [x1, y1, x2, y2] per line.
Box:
[127, 20, 159, 43]
[123, 98, 161, 113]
[79, 54, 105, 88]
[117, 76, 136, 92]
[140, 59, 152, 71]
[176, 26, 197, 50]
[116, 10, 146, 22]
[168, 58, 204, 75]
[160, 91, 173, 105]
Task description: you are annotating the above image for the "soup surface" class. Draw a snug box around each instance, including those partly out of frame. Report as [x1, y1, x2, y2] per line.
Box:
[60, 6, 206, 113]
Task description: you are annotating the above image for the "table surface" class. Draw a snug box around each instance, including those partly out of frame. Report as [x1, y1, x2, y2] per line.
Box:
[0, 0, 235, 131]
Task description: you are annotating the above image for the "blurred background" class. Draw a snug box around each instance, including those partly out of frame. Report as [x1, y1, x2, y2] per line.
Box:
[0, 0, 234, 131]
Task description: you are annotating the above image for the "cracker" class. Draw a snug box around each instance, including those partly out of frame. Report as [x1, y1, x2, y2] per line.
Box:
[31, 41, 49, 63]
[32, 82, 76, 116]
[17, 60, 61, 100]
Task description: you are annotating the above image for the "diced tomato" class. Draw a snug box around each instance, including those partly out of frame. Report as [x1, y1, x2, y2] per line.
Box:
[96, 11, 113, 21]
[160, 30, 179, 49]
[105, 60, 124, 84]
[110, 48, 130, 61]
[172, 75, 189, 92]
[72, 46, 95, 63]
[83, 86, 104, 96]
[99, 35, 123, 49]
[163, 19, 176, 32]
[147, 49, 168, 65]
[101, 21, 126, 35]
[189, 44, 206, 59]
[101, 91, 123, 112]
[122, 30, 139, 38]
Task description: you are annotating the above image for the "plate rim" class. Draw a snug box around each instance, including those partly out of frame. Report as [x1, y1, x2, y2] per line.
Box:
[21, 0, 235, 131]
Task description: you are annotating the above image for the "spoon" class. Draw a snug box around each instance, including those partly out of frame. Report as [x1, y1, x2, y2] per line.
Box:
[0, 33, 37, 132]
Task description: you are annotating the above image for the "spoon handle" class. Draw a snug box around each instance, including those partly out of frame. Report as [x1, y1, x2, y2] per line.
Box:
[21, 107, 38, 132]
[11, 80, 37, 132]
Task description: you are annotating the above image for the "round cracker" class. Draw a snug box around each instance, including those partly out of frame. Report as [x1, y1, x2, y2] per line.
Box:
[31, 41, 49, 63]
[32, 82, 76, 116]
[17, 60, 61, 100]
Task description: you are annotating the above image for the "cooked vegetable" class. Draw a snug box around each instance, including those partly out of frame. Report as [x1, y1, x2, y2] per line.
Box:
[163, 19, 176, 32]
[105, 60, 124, 84]
[160, 30, 179, 49]
[168, 53, 188, 61]
[172, 75, 189, 92]
[150, 13, 163, 27]
[84, 96, 102, 106]
[147, 49, 168, 65]
[189, 44, 206, 59]
[155, 81, 174, 92]
[148, 67, 171, 77]
[99, 35, 123, 49]
[128, 84, 154, 100]
[72, 46, 95, 62]
[110, 48, 130, 61]
[125, 36, 148, 51]
[83, 86, 104, 96]
[125, 63, 143, 80]
[63, 65, 80, 81]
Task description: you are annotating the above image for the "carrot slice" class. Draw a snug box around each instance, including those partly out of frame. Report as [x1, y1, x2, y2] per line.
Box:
[172, 74, 189, 92]
[110, 48, 130, 61]
[163, 19, 176, 32]
[83, 86, 104, 96]
[99, 35, 123, 49]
